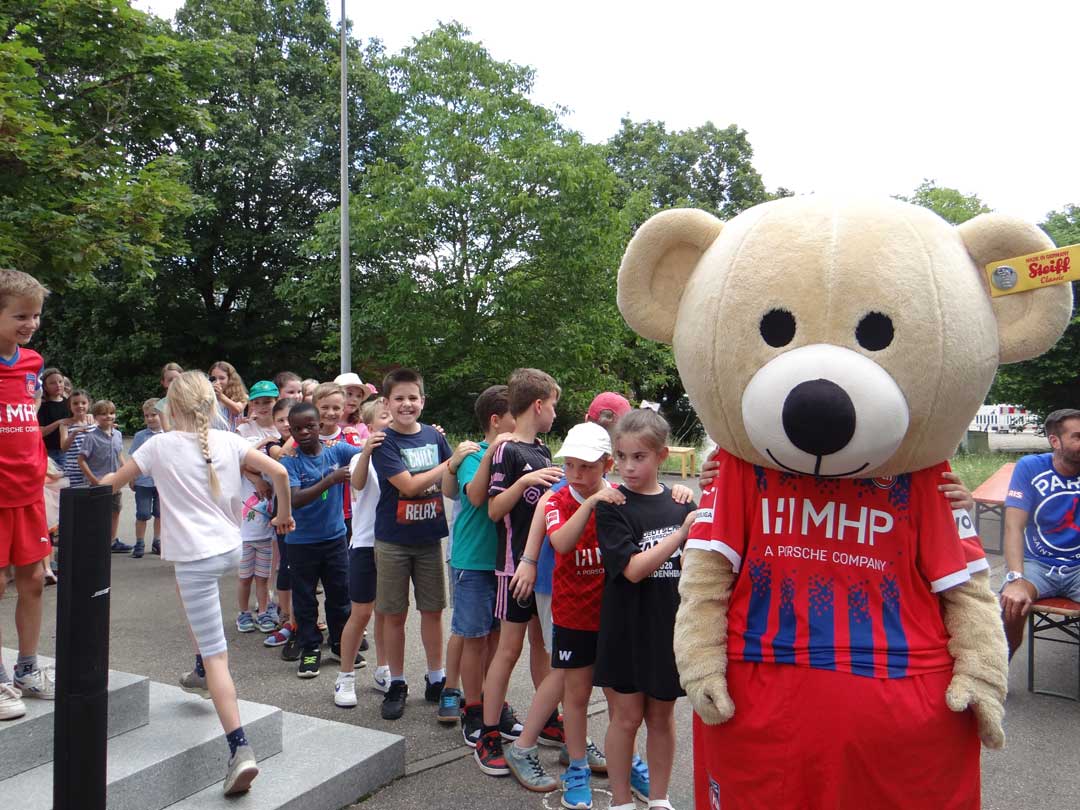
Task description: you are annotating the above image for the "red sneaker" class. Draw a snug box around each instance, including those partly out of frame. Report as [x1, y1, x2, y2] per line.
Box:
[538, 712, 565, 747]
[474, 729, 509, 776]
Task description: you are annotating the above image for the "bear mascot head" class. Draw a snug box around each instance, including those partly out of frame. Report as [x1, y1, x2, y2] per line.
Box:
[617, 196, 1072, 809]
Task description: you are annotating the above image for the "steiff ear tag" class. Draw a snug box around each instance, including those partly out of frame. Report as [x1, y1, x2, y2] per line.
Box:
[985, 244, 1078, 297]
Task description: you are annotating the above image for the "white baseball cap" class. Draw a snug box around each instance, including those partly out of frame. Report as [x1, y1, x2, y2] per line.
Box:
[334, 372, 364, 389]
[554, 422, 612, 462]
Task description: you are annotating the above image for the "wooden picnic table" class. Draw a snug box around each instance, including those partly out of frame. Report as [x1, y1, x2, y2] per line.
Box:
[970, 461, 1015, 555]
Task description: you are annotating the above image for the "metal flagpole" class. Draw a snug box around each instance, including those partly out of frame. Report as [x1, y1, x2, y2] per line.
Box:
[339, 0, 351, 374]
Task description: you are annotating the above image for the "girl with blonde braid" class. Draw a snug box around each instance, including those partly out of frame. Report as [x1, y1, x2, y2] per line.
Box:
[102, 372, 294, 796]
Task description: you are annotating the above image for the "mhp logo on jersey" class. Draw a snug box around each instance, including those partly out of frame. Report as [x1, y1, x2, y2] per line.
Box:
[24, 372, 38, 396]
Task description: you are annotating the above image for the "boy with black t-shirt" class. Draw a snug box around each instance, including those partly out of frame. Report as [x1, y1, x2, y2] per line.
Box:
[475, 369, 563, 777]
[371, 368, 453, 720]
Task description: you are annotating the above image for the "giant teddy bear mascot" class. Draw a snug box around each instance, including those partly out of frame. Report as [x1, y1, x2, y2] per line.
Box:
[616, 197, 1073, 810]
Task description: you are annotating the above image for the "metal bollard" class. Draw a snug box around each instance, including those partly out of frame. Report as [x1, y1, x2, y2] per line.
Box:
[53, 485, 113, 810]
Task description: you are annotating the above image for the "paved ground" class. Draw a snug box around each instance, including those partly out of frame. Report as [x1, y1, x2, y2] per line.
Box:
[3, 468, 1079, 809]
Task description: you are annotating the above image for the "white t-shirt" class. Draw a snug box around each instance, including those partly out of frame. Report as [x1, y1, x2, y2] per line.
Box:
[236, 422, 280, 542]
[348, 454, 380, 549]
[132, 430, 252, 562]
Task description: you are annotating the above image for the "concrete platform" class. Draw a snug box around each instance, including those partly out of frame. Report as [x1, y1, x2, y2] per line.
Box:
[4, 682, 282, 810]
[0, 648, 149, 781]
[165, 712, 404, 810]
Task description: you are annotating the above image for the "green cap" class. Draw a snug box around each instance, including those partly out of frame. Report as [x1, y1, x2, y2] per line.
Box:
[248, 380, 279, 400]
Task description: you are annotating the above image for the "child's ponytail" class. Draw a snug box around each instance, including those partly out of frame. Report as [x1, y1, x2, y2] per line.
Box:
[168, 371, 222, 498]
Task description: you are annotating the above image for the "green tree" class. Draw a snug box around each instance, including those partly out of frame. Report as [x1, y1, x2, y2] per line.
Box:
[0, 0, 213, 286]
[604, 118, 778, 435]
[898, 179, 990, 225]
[35, 0, 394, 413]
[989, 205, 1080, 416]
[294, 23, 630, 430]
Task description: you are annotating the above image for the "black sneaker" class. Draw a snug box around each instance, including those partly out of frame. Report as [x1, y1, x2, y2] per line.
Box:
[360, 634, 369, 652]
[538, 711, 564, 747]
[382, 680, 408, 720]
[151, 539, 161, 555]
[461, 703, 484, 748]
[424, 674, 446, 703]
[474, 729, 509, 776]
[297, 648, 321, 678]
[327, 643, 366, 668]
[281, 635, 301, 662]
[500, 702, 524, 741]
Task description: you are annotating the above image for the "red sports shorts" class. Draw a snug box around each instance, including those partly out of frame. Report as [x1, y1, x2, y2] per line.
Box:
[693, 660, 980, 810]
[0, 499, 52, 568]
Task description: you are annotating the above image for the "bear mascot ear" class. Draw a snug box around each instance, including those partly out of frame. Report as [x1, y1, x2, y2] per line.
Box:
[617, 208, 724, 344]
[957, 213, 1074, 363]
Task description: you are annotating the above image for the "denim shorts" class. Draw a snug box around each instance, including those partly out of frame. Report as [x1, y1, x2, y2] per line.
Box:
[1023, 558, 1080, 601]
[450, 568, 498, 638]
[134, 485, 160, 521]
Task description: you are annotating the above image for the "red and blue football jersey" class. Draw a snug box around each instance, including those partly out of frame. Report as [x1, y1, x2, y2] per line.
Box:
[688, 449, 972, 678]
[0, 347, 46, 507]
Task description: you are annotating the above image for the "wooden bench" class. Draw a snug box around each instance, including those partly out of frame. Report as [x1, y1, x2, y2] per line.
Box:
[666, 446, 697, 479]
[1028, 597, 1080, 701]
[970, 461, 1015, 555]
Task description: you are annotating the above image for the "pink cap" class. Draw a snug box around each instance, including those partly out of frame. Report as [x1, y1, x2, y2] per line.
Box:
[587, 392, 632, 423]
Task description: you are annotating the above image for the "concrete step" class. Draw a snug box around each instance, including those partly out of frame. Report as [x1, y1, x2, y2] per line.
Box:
[0, 648, 149, 780]
[4, 681, 283, 810]
[164, 712, 405, 810]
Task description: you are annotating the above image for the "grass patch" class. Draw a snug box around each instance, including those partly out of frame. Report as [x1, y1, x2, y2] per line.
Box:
[949, 451, 1025, 490]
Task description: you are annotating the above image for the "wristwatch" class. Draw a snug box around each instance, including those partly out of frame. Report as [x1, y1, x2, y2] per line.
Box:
[1003, 571, 1025, 584]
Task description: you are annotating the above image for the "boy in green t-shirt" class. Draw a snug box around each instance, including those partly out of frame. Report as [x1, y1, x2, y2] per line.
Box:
[439, 385, 517, 745]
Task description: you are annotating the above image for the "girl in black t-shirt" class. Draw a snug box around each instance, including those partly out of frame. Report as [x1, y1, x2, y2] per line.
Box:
[594, 410, 697, 810]
[36, 368, 69, 467]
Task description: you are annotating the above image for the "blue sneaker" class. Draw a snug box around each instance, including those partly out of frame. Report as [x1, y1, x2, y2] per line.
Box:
[236, 611, 255, 633]
[111, 539, 133, 554]
[560, 765, 592, 809]
[630, 753, 650, 802]
[254, 611, 277, 633]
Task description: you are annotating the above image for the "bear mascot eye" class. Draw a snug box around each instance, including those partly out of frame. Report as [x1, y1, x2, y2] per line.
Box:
[855, 311, 894, 351]
[759, 308, 796, 347]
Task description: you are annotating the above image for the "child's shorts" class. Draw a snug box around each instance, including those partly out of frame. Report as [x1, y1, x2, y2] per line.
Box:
[373, 540, 446, 614]
[450, 568, 498, 638]
[239, 538, 273, 580]
[494, 573, 538, 624]
[0, 500, 52, 568]
[134, 485, 160, 521]
[551, 624, 597, 669]
[349, 546, 376, 604]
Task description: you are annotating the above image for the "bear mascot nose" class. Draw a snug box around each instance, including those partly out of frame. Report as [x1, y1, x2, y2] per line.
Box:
[781, 379, 856, 457]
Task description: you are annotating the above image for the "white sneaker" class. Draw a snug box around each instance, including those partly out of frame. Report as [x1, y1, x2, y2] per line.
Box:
[0, 683, 27, 720]
[14, 666, 55, 700]
[372, 665, 390, 694]
[334, 672, 357, 708]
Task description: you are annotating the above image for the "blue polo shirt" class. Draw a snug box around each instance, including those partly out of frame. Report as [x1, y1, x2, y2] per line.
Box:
[282, 443, 361, 544]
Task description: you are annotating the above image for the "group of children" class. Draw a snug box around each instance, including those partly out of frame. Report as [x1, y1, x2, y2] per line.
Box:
[1, 265, 698, 808]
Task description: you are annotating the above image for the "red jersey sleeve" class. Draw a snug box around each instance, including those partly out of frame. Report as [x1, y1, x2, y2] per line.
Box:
[941, 461, 989, 575]
[686, 449, 748, 573]
[545, 489, 569, 535]
[913, 463, 972, 593]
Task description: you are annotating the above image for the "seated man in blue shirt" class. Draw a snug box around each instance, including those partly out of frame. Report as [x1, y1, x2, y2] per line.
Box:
[280, 402, 362, 678]
[1000, 408, 1080, 658]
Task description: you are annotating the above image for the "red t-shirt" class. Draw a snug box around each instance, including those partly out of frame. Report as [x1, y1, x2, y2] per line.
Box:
[0, 347, 46, 507]
[688, 449, 971, 679]
[546, 482, 615, 632]
[322, 427, 363, 519]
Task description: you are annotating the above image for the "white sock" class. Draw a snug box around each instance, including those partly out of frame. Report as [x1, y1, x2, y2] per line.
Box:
[390, 673, 405, 683]
[427, 668, 445, 682]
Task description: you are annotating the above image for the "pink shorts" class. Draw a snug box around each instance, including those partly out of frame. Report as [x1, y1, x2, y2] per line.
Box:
[693, 660, 980, 810]
[0, 500, 52, 568]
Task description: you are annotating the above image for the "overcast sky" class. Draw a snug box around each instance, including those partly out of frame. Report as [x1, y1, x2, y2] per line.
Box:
[135, 0, 1079, 223]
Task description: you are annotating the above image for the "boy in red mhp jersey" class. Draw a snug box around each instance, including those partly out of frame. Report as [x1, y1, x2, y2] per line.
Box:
[0, 268, 54, 721]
